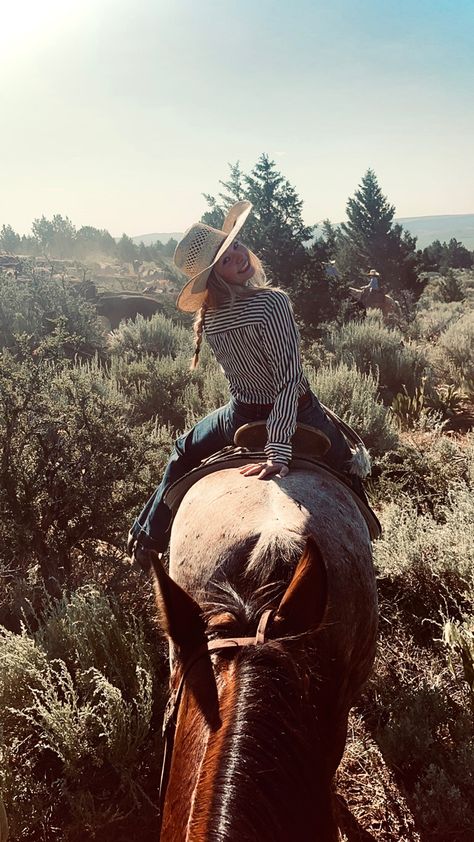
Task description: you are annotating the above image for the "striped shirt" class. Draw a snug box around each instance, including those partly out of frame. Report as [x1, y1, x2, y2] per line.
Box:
[204, 289, 309, 464]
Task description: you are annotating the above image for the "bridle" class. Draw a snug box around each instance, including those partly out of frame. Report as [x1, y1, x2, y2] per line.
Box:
[158, 608, 274, 822]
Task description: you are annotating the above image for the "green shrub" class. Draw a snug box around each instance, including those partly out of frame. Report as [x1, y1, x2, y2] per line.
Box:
[109, 342, 230, 430]
[435, 311, 474, 393]
[0, 273, 105, 359]
[368, 635, 474, 841]
[336, 709, 418, 841]
[301, 337, 332, 370]
[415, 271, 470, 308]
[307, 362, 398, 456]
[0, 352, 161, 589]
[323, 311, 429, 396]
[443, 617, 474, 710]
[439, 270, 466, 303]
[389, 381, 432, 430]
[0, 586, 159, 841]
[409, 300, 465, 342]
[109, 353, 197, 428]
[373, 434, 471, 518]
[107, 312, 192, 359]
[186, 342, 229, 420]
[374, 485, 474, 636]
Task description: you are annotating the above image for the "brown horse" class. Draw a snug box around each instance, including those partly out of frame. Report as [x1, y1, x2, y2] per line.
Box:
[152, 465, 378, 841]
[349, 285, 402, 325]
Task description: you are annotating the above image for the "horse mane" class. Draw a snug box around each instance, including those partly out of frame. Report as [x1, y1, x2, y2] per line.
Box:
[183, 576, 332, 842]
[191, 653, 323, 841]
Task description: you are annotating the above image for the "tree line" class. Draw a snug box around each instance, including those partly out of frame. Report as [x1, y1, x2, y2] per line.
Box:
[2, 156, 473, 317]
[0, 217, 178, 264]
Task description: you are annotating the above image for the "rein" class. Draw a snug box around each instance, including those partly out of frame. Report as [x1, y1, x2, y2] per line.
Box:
[158, 607, 274, 822]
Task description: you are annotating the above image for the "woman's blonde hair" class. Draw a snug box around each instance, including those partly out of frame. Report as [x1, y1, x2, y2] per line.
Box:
[190, 250, 272, 369]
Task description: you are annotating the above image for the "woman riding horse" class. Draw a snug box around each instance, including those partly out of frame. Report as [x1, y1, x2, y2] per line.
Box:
[127, 201, 371, 568]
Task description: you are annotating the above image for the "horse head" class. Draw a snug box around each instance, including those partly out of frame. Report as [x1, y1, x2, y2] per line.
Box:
[153, 536, 347, 842]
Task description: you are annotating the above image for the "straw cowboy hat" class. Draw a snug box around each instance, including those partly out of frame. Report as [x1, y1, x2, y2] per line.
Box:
[368, 269, 380, 276]
[174, 201, 252, 312]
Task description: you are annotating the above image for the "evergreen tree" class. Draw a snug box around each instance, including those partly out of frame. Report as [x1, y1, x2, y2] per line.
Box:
[50, 214, 76, 257]
[439, 269, 465, 302]
[420, 238, 473, 273]
[292, 242, 350, 339]
[76, 225, 116, 259]
[319, 219, 338, 258]
[0, 224, 21, 253]
[20, 234, 39, 255]
[203, 154, 313, 289]
[342, 169, 395, 257]
[32, 214, 76, 257]
[32, 215, 55, 253]
[162, 237, 178, 258]
[339, 169, 420, 294]
[444, 238, 472, 270]
[420, 239, 444, 271]
[117, 233, 138, 263]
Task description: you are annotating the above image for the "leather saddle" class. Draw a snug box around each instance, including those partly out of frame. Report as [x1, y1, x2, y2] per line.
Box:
[234, 421, 331, 458]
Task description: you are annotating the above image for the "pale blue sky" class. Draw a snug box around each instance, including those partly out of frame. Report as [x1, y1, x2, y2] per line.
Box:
[1, 0, 473, 237]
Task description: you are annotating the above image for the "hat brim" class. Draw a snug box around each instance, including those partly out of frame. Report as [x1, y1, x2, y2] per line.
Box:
[176, 201, 252, 313]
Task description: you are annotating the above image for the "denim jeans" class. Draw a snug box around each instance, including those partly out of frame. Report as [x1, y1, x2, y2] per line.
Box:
[130, 391, 352, 551]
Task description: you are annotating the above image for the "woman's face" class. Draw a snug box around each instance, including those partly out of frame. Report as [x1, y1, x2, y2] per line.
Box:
[214, 240, 255, 286]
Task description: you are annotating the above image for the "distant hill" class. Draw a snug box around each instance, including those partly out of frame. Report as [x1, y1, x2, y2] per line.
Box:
[312, 214, 474, 250]
[132, 232, 182, 246]
[395, 214, 474, 249]
[132, 214, 474, 251]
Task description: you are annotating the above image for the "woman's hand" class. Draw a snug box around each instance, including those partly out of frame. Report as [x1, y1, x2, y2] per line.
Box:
[239, 461, 289, 480]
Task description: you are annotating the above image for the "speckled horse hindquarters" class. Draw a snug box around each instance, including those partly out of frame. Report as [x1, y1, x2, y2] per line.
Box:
[163, 423, 381, 541]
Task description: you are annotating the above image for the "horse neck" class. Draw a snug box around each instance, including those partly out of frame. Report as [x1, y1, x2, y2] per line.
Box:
[162, 650, 338, 842]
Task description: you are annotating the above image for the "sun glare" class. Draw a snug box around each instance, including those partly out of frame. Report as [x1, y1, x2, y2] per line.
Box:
[0, 0, 87, 57]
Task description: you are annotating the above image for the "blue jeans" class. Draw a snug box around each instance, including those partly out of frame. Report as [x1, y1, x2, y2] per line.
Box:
[130, 391, 352, 551]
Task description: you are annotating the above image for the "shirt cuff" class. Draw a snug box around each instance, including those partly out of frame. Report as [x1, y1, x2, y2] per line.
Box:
[264, 442, 292, 465]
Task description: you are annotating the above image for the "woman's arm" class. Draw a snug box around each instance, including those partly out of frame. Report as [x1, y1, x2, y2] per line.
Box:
[240, 291, 303, 479]
[264, 290, 303, 459]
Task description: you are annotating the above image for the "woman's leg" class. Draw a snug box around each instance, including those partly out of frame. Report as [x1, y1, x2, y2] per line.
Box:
[297, 392, 353, 474]
[130, 404, 235, 551]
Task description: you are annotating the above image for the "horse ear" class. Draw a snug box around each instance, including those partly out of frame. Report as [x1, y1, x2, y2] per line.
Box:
[272, 537, 328, 636]
[152, 557, 206, 654]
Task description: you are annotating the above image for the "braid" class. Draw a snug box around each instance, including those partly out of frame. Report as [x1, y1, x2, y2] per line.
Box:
[190, 301, 208, 370]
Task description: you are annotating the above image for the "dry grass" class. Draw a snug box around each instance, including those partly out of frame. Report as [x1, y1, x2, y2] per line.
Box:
[336, 711, 420, 842]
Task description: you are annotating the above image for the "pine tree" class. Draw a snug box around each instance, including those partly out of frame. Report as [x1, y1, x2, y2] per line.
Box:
[341, 169, 395, 258]
[0, 224, 21, 253]
[32, 214, 77, 258]
[203, 154, 313, 288]
[117, 233, 138, 263]
[339, 169, 421, 294]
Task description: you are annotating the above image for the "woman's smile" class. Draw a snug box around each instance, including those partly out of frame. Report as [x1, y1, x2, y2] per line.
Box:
[215, 240, 255, 285]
